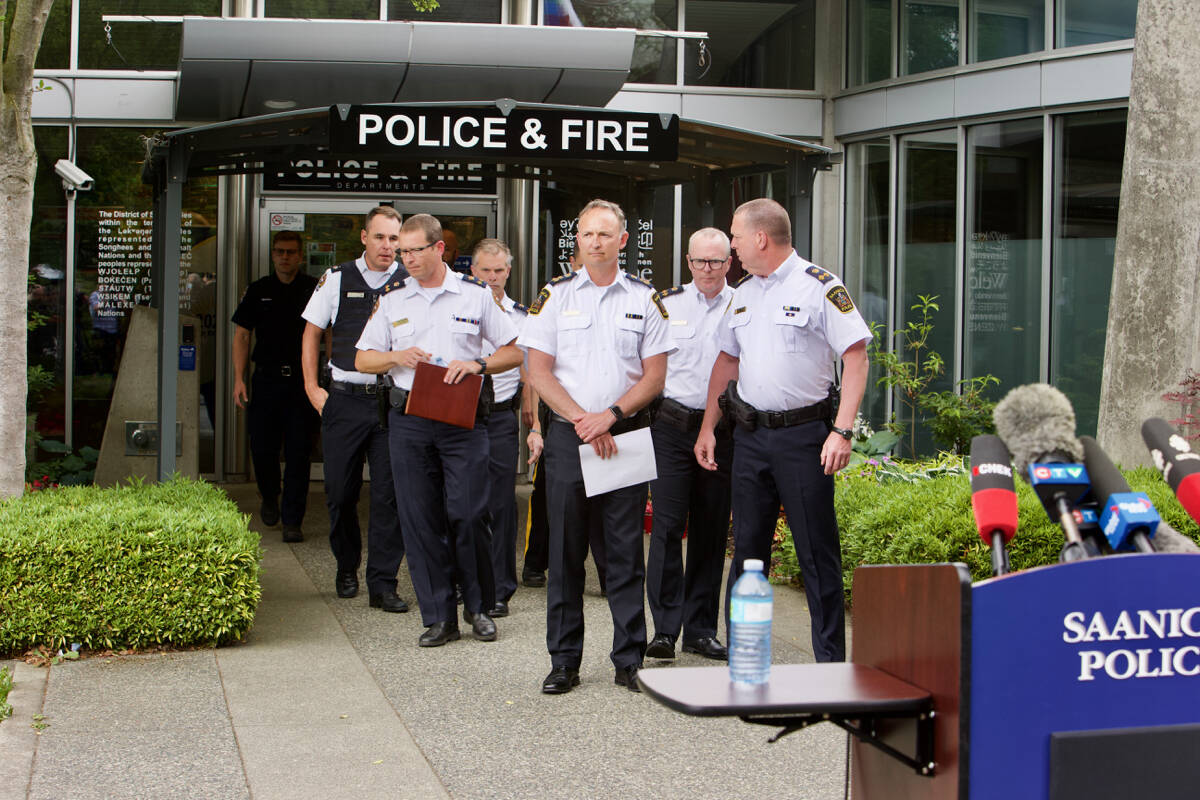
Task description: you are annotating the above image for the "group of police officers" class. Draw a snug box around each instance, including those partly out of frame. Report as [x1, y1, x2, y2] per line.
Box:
[231, 197, 870, 694]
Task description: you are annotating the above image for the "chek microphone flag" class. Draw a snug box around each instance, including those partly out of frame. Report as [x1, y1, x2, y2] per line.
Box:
[969, 435, 1018, 545]
[1141, 417, 1200, 525]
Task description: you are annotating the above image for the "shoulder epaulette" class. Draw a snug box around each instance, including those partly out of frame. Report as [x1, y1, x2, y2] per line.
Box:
[735, 273, 754, 288]
[548, 271, 577, 286]
[461, 273, 488, 289]
[661, 285, 685, 298]
[805, 265, 836, 284]
[627, 272, 656, 290]
[380, 276, 407, 295]
[512, 301, 529, 313]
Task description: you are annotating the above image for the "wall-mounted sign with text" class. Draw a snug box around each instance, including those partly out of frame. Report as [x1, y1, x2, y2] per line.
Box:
[329, 105, 679, 162]
[263, 160, 496, 195]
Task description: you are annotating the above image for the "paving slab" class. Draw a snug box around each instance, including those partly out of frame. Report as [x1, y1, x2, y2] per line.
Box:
[0, 661, 46, 800]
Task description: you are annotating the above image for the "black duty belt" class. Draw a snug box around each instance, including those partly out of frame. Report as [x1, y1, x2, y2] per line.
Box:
[330, 380, 383, 396]
[255, 364, 300, 378]
[750, 398, 832, 430]
[488, 393, 521, 414]
[654, 397, 705, 433]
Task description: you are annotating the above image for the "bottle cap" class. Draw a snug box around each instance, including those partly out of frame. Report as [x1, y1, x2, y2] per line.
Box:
[743, 559, 764, 572]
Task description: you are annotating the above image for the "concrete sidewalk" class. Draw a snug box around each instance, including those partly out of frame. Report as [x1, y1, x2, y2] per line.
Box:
[1, 483, 850, 800]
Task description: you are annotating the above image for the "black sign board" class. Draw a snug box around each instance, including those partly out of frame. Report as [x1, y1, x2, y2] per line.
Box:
[263, 159, 496, 194]
[330, 105, 679, 162]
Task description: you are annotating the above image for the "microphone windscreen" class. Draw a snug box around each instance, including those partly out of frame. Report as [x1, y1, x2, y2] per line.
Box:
[1142, 417, 1200, 524]
[1153, 521, 1200, 553]
[1079, 435, 1132, 501]
[970, 435, 1018, 544]
[993, 383, 1083, 478]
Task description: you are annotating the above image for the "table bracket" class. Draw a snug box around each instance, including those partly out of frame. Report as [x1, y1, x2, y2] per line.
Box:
[739, 706, 936, 777]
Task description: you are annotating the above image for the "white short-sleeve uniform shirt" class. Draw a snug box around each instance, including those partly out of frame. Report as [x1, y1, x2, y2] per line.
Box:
[660, 281, 734, 410]
[301, 255, 401, 385]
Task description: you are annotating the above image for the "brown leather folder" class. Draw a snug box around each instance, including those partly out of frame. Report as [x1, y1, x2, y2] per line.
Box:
[405, 361, 482, 429]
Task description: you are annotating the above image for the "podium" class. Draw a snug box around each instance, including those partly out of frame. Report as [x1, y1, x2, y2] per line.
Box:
[640, 556, 1200, 800]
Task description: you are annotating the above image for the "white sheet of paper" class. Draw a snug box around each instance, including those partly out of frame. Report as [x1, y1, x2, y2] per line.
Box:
[578, 427, 658, 497]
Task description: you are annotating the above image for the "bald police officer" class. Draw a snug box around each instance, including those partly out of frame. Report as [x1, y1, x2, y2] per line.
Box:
[520, 199, 673, 694]
[695, 198, 869, 663]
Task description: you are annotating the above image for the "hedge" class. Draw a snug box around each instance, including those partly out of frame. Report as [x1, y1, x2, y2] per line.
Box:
[775, 466, 1200, 600]
[0, 479, 261, 656]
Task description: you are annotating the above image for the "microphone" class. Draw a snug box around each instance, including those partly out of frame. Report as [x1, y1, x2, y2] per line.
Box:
[969, 435, 1017, 576]
[1141, 417, 1200, 525]
[1079, 435, 1158, 553]
[993, 384, 1091, 562]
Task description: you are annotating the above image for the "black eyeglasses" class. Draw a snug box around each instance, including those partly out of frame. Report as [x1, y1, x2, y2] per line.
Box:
[687, 257, 728, 271]
[398, 242, 438, 257]
[272, 248, 300, 257]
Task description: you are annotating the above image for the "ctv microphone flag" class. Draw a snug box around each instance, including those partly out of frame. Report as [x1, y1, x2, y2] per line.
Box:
[1141, 417, 1200, 525]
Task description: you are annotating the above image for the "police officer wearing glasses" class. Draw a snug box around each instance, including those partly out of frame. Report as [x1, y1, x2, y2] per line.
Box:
[644, 228, 735, 663]
[694, 199, 869, 663]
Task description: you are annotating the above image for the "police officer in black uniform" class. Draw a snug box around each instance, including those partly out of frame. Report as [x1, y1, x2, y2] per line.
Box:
[232, 230, 319, 542]
[300, 206, 409, 610]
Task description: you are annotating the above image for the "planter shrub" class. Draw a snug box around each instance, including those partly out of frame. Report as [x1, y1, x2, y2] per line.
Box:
[0, 478, 261, 656]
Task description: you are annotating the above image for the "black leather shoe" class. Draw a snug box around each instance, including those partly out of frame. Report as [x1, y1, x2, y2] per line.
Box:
[335, 571, 359, 599]
[281, 524, 303, 543]
[260, 497, 280, 526]
[682, 636, 729, 661]
[522, 569, 546, 588]
[418, 621, 461, 647]
[490, 599, 509, 617]
[541, 666, 580, 694]
[368, 591, 409, 613]
[645, 633, 675, 660]
[463, 609, 497, 641]
[614, 663, 642, 693]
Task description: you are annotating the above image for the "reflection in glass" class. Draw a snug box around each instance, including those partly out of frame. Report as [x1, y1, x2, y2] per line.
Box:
[266, 0, 377, 18]
[1051, 111, 1126, 438]
[901, 0, 960, 76]
[8, 0, 71, 68]
[965, 119, 1042, 396]
[898, 129, 957, 455]
[970, 0, 1044, 62]
[78, 0, 220, 70]
[844, 140, 891, 430]
[1058, 0, 1138, 48]
[682, 0, 814, 90]
[848, 0, 892, 86]
[543, 0, 677, 84]
[388, 0, 501, 21]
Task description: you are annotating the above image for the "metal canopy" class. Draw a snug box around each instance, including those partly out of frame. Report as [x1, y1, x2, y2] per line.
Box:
[143, 99, 834, 480]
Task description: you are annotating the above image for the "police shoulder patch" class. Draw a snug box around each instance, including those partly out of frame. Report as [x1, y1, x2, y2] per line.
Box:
[661, 285, 685, 298]
[529, 286, 552, 316]
[316, 271, 329, 291]
[461, 273, 488, 289]
[825, 285, 855, 313]
[734, 273, 754, 288]
[650, 291, 669, 320]
[806, 265, 835, 284]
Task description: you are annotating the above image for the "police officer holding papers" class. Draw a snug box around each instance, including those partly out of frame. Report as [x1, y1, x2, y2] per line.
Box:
[694, 199, 870, 663]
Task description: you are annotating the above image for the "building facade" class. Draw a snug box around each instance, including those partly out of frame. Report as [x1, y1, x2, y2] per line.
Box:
[25, 0, 1137, 478]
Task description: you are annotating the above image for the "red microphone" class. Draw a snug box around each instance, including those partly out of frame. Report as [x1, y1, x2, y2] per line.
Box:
[970, 434, 1018, 576]
[1141, 417, 1200, 525]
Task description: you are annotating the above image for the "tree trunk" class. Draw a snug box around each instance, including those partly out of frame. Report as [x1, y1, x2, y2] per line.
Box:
[2, 0, 58, 496]
[1098, 0, 1200, 465]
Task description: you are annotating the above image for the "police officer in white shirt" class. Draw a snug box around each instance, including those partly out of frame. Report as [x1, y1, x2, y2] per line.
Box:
[695, 199, 870, 663]
[356, 214, 521, 648]
[520, 199, 674, 695]
[469, 238, 528, 618]
[301, 206, 408, 611]
[644, 228, 735, 663]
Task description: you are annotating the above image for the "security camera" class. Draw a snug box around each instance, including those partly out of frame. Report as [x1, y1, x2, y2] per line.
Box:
[55, 159, 94, 191]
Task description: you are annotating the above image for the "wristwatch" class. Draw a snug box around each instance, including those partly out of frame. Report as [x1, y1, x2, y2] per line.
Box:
[609, 404, 625, 421]
[830, 425, 853, 440]
[475, 358, 488, 374]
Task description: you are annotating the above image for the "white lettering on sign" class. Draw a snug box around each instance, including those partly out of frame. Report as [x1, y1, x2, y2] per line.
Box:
[1063, 607, 1200, 681]
[1077, 646, 1200, 681]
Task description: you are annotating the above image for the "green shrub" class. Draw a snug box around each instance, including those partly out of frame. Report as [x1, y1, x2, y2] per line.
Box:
[0, 665, 12, 722]
[0, 478, 261, 656]
[772, 464, 1200, 599]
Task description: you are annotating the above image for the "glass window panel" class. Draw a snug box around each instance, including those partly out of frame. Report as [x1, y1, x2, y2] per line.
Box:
[1058, 0, 1138, 48]
[964, 118, 1042, 398]
[901, 0, 960, 76]
[388, 0, 502, 21]
[6, 0, 71, 68]
[848, 0, 893, 86]
[544, 0, 678, 84]
[78, 0, 220, 70]
[682, 0, 814, 90]
[28, 127, 70, 482]
[897, 129, 957, 456]
[1051, 110, 1126, 438]
[266, 0, 378, 18]
[970, 0, 1044, 62]
[845, 139, 892, 431]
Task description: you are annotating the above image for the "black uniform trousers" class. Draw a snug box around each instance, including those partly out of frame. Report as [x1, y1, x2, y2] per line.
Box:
[526, 459, 608, 588]
[486, 409, 520, 602]
[726, 420, 845, 663]
[389, 412, 493, 627]
[321, 388, 404, 593]
[545, 420, 647, 670]
[248, 371, 317, 526]
[646, 418, 732, 642]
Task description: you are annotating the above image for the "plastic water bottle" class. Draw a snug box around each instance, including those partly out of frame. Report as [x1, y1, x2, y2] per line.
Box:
[729, 558, 772, 685]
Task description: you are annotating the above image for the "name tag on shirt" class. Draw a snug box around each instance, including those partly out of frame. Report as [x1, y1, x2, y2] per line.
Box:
[392, 318, 409, 327]
[346, 291, 365, 298]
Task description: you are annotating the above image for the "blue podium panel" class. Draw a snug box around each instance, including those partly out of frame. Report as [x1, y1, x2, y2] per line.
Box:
[969, 554, 1200, 799]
